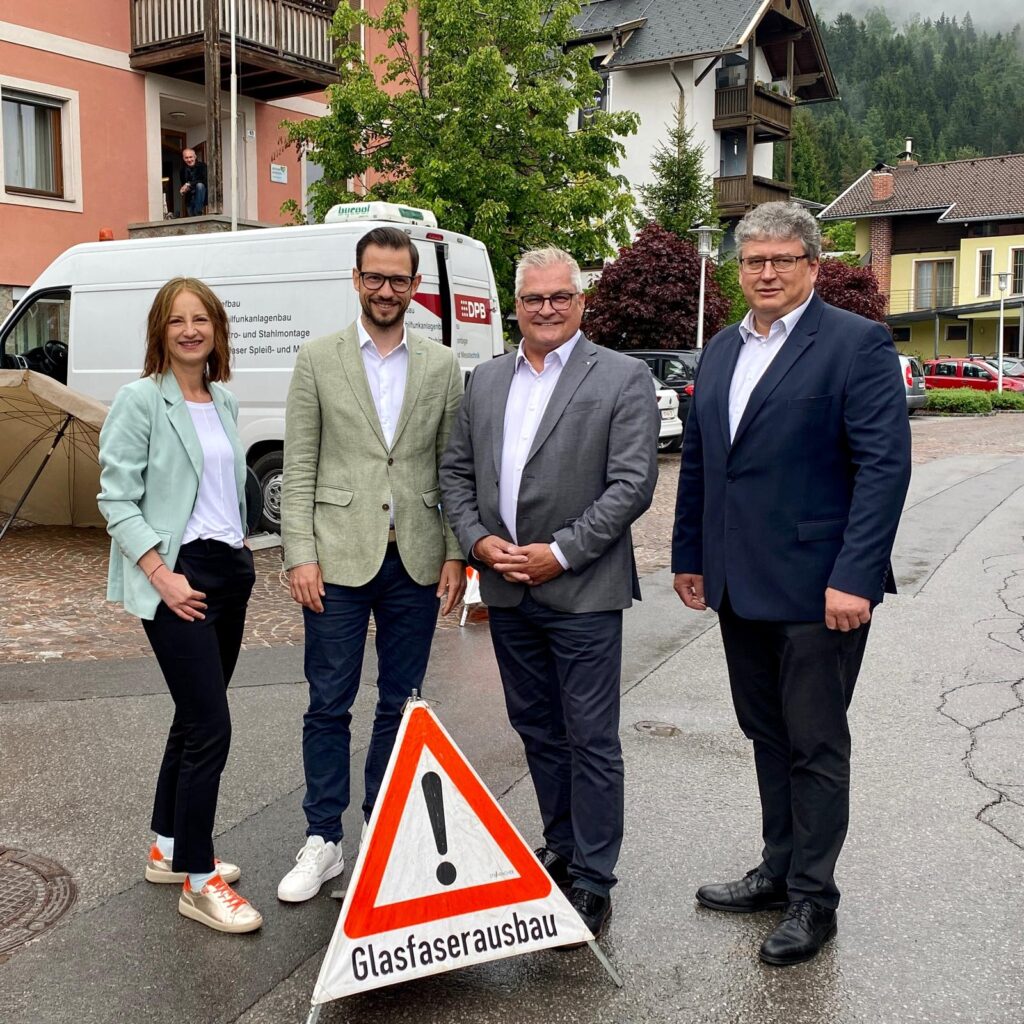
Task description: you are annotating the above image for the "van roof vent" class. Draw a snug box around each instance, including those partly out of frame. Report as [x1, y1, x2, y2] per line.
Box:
[323, 201, 438, 228]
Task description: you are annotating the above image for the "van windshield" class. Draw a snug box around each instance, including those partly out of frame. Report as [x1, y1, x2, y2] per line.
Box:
[0, 289, 71, 384]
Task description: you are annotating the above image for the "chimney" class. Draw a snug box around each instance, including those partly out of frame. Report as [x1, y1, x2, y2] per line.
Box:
[871, 169, 894, 201]
[897, 136, 917, 168]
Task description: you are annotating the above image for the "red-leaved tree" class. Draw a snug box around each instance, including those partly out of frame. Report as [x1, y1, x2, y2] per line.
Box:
[814, 259, 887, 323]
[584, 223, 730, 349]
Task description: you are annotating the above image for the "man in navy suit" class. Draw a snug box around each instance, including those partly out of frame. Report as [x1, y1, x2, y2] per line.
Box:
[672, 202, 911, 966]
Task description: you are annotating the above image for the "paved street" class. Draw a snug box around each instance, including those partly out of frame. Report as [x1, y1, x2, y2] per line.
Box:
[2, 413, 1024, 1023]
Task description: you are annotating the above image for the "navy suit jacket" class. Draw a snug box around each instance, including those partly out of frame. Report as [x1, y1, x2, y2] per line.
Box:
[671, 293, 911, 622]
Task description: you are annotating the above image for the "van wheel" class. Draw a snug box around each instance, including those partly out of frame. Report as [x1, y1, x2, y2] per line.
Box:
[251, 451, 284, 534]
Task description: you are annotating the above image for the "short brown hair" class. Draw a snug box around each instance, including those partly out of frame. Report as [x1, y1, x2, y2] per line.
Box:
[142, 277, 232, 382]
[355, 226, 419, 276]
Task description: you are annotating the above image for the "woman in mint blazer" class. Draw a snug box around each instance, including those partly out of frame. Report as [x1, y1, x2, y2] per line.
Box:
[98, 277, 262, 934]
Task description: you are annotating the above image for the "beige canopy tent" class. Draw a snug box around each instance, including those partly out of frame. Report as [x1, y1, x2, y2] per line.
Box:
[0, 369, 108, 542]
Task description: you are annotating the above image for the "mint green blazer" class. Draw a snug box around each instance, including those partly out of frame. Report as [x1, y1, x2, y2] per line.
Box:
[97, 373, 247, 620]
[281, 324, 464, 587]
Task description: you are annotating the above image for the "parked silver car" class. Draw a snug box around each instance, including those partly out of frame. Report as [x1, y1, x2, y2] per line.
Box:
[900, 354, 927, 415]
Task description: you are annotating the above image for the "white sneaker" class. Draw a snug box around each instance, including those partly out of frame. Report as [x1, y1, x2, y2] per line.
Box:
[277, 836, 344, 902]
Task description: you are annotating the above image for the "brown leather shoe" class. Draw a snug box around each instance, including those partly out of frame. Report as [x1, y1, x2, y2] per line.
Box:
[695, 867, 787, 913]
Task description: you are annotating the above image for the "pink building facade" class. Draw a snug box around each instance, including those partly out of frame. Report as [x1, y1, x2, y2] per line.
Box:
[0, 1, 345, 315]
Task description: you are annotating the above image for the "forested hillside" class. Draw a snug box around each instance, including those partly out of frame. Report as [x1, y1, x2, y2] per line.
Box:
[784, 11, 1024, 201]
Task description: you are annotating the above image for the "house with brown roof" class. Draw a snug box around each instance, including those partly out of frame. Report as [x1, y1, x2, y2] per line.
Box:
[573, 0, 838, 223]
[819, 146, 1024, 360]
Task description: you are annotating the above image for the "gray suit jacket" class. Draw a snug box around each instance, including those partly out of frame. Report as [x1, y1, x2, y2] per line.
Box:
[439, 334, 660, 613]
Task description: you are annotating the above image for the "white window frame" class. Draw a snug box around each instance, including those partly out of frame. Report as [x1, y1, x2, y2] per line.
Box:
[1010, 247, 1024, 297]
[977, 248, 993, 298]
[0, 76, 82, 213]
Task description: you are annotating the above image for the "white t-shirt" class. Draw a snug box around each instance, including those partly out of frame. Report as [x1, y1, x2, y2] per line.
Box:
[181, 400, 244, 548]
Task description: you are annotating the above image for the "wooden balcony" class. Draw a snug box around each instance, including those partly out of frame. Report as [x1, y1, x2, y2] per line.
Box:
[713, 83, 794, 139]
[714, 175, 793, 218]
[130, 0, 339, 101]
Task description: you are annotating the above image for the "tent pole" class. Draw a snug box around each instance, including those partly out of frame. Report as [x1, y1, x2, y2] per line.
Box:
[0, 413, 74, 544]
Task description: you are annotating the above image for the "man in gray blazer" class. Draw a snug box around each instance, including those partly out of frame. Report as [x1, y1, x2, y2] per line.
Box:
[439, 247, 659, 941]
[278, 226, 466, 903]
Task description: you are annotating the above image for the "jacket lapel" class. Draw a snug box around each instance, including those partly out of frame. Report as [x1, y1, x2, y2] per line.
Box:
[490, 354, 517, 476]
[730, 294, 822, 451]
[525, 335, 597, 464]
[159, 373, 203, 481]
[389, 332, 427, 451]
[336, 324, 388, 452]
[715, 329, 744, 450]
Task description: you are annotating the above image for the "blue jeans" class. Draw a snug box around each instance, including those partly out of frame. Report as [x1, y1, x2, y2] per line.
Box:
[186, 182, 206, 217]
[301, 546, 440, 842]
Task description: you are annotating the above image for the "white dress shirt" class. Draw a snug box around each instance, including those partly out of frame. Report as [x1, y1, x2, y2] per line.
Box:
[498, 333, 581, 569]
[728, 292, 815, 442]
[357, 319, 408, 527]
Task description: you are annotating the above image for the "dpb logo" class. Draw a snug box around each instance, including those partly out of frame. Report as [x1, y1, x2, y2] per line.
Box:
[455, 294, 492, 325]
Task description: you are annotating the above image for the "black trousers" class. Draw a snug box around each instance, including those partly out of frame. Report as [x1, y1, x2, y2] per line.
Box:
[717, 593, 869, 909]
[488, 592, 624, 897]
[142, 540, 255, 873]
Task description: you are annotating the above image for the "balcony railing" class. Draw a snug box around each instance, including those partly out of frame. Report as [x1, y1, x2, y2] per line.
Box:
[714, 84, 793, 135]
[887, 288, 961, 316]
[131, 0, 336, 74]
[714, 175, 793, 216]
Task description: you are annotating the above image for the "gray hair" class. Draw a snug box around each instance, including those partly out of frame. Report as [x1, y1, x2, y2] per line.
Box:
[514, 247, 583, 296]
[734, 202, 822, 261]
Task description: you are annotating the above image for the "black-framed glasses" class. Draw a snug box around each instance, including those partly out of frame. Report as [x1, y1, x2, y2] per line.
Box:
[357, 271, 416, 293]
[738, 254, 810, 274]
[518, 291, 578, 312]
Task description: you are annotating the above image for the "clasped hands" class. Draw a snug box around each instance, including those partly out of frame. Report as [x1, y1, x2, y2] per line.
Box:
[473, 535, 564, 586]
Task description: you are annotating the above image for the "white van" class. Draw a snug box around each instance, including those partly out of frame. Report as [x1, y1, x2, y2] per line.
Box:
[0, 204, 504, 530]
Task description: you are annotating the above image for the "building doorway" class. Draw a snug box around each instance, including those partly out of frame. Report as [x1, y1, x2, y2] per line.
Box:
[160, 128, 186, 217]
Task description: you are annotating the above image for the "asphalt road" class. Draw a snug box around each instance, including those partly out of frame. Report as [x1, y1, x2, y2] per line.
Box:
[2, 447, 1024, 1023]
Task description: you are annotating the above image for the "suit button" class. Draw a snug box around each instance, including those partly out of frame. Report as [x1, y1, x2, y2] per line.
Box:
[727, 474, 735, 483]
[382, 503, 390, 511]
[387, 457, 394, 465]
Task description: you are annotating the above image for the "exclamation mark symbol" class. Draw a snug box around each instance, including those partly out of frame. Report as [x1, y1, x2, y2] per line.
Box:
[421, 771, 457, 886]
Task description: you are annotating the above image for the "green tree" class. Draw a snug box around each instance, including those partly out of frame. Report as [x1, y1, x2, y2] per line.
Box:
[713, 258, 748, 325]
[285, 0, 639, 312]
[638, 104, 717, 240]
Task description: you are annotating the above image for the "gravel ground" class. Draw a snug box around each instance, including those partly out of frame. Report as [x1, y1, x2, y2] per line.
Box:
[2, 412, 1020, 666]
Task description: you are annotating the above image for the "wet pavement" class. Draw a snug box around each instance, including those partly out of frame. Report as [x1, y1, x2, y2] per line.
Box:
[2, 415, 1024, 1023]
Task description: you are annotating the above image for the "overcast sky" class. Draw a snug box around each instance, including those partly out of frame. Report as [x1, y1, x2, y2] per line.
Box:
[814, 0, 1021, 34]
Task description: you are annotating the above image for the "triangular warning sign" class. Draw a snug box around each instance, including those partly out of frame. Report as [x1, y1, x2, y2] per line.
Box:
[310, 701, 592, 1003]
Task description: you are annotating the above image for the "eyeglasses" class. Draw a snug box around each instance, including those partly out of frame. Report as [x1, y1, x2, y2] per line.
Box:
[357, 271, 416, 293]
[518, 292, 578, 312]
[738, 254, 810, 274]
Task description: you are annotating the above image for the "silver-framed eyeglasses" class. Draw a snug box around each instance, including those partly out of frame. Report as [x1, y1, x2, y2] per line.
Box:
[738, 254, 810, 274]
[357, 271, 416, 293]
[518, 291, 578, 312]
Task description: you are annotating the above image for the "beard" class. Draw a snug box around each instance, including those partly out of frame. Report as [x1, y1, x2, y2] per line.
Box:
[360, 292, 408, 329]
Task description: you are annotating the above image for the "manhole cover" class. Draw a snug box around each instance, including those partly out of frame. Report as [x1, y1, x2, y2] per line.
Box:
[634, 720, 680, 738]
[0, 846, 77, 959]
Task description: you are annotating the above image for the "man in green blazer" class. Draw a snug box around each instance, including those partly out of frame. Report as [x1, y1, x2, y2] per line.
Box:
[277, 226, 466, 903]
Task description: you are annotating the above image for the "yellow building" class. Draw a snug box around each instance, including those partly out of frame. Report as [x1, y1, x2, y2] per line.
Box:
[821, 151, 1024, 363]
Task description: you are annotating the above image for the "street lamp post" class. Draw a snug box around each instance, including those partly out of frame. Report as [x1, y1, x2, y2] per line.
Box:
[691, 224, 721, 351]
[230, 0, 238, 231]
[997, 271, 1010, 393]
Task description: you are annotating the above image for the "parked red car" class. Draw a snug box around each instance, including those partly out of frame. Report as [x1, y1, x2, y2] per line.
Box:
[922, 358, 1024, 392]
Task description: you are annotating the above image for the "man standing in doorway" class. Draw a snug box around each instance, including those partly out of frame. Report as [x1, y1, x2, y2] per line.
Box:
[672, 202, 911, 965]
[278, 226, 466, 902]
[180, 149, 207, 217]
[440, 247, 660, 941]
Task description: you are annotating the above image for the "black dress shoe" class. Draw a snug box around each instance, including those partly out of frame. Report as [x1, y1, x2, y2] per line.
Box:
[558, 886, 611, 949]
[696, 867, 788, 913]
[534, 846, 572, 890]
[759, 899, 837, 966]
